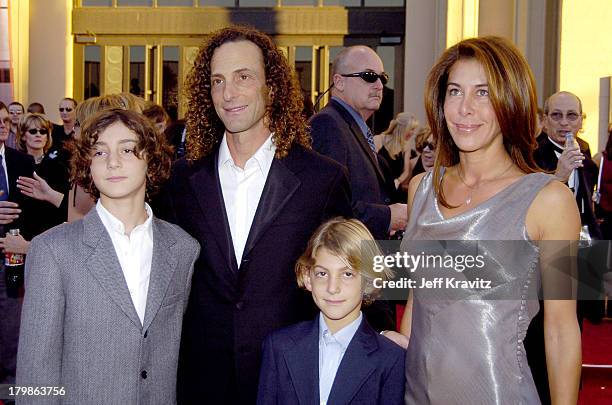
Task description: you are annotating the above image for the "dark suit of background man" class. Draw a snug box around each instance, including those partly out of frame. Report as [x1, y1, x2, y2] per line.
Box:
[0, 102, 36, 385]
[528, 91, 600, 405]
[534, 91, 600, 238]
[155, 27, 352, 404]
[309, 46, 407, 241]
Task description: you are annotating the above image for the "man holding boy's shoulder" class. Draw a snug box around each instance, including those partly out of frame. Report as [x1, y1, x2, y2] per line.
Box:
[257, 219, 405, 405]
[155, 26, 353, 404]
[17, 109, 199, 404]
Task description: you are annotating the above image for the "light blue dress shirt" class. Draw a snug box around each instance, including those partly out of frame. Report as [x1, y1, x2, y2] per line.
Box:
[318, 312, 362, 405]
[331, 96, 371, 142]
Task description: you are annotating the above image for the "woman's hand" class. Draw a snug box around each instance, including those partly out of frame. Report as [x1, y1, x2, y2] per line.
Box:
[17, 172, 64, 208]
[0, 233, 30, 254]
[380, 330, 409, 349]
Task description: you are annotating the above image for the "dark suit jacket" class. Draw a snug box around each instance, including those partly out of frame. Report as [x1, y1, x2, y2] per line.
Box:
[309, 99, 394, 240]
[528, 133, 600, 405]
[533, 134, 601, 238]
[4, 147, 37, 239]
[256, 316, 405, 405]
[155, 144, 353, 404]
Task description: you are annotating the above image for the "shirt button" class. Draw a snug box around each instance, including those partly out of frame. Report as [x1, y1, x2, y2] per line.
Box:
[235, 301, 244, 310]
[141, 370, 147, 379]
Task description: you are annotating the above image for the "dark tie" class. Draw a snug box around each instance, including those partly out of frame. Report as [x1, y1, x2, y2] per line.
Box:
[0, 155, 8, 202]
[365, 127, 376, 153]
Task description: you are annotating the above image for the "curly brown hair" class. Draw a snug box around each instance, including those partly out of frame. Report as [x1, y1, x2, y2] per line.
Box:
[70, 108, 173, 200]
[184, 25, 310, 162]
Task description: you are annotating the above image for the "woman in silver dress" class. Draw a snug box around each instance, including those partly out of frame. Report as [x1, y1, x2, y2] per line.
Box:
[390, 36, 581, 404]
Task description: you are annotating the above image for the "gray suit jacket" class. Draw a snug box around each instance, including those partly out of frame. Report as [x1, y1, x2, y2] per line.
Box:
[16, 207, 200, 404]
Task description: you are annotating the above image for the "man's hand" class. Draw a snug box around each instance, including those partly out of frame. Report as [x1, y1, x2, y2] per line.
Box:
[0, 201, 21, 224]
[389, 203, 408, 232]
[0, 233, 30, 254]
[555, 145, 584, 183]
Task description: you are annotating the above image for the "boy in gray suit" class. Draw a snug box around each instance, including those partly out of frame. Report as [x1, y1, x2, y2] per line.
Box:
[16, 109, 199, 404]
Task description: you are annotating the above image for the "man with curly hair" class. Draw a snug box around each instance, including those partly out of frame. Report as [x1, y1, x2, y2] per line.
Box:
[155, 26, 353, 404]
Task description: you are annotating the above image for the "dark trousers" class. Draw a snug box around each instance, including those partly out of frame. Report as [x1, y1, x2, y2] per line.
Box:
[0, 264, 22, 384]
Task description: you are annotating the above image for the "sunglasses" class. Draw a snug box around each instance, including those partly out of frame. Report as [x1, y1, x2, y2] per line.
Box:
[59, 107, 73, 112]
[548, 111, 581, 122]
[27, 128, 49, 135]
[340, 71, 389, 85]
[417, 142, 436, 153]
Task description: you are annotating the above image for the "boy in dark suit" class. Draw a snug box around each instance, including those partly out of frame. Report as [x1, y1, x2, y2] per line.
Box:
[257, 218, 405, 405]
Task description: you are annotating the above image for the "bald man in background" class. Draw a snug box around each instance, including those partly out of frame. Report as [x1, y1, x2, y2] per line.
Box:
[309, 46, 407, 241]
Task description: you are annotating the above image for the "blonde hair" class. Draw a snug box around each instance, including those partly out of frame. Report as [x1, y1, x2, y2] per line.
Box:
[380, 112, 419, 158]
[415, 125, 433, 153]
[295, 218, 392, 305]
[17, 113, 53, 154]
[75, 94, 146, 130]
[118, 92, 146, 113]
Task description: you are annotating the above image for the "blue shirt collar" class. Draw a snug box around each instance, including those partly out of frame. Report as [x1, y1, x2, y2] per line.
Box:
[318, 311, 362, 350]
[331, 96, 371, 139]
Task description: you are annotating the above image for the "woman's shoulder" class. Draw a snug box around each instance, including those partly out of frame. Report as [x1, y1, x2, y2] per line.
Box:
[526, 178, 580, 240]
[531, 177, 575, 207]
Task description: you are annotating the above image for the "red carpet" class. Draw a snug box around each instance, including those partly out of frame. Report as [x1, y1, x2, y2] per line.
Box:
[579, 319, 612, 404]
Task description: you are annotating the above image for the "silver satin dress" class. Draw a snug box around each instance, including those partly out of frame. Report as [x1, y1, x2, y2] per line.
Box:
[401, 168, 554, 405]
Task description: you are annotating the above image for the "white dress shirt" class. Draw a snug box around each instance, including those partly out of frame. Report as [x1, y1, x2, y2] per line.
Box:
[318, 312, 362, 405]
[96, 200, 153, 325]
[218, 133, 275, 266]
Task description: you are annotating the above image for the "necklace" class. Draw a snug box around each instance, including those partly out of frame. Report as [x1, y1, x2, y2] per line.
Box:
[456, 162, 514, 206]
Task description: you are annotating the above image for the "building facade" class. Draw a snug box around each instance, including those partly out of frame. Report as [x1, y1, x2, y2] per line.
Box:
[2, 0, 611, 148]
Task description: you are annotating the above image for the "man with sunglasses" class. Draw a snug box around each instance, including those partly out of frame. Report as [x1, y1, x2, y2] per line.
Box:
[309, 45, 407, 241]
[0, 102, 37, 387]
[6, 102, 24, 150]
[534, 91, 599, 236]
[529, 91, 601, 405]
[51, 97, 78, 158]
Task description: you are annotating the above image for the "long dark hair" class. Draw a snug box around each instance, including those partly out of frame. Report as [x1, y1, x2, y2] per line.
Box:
[424, 36, 540, 208]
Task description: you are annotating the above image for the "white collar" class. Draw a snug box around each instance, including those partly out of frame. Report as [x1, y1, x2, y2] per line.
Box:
[218, 132, 275, 175]
[96, 200, 153, 237]
[548, 136, 566, 151]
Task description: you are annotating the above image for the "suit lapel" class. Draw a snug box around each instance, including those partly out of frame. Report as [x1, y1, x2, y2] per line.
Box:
[331, 100, 386, 182]
[241, 155, 301, 262]
[284, 320, 320, 404]
[189, 152, 238, 272]
[327, 318, 378, 404]
[142, 218, 178, 331]
[82, 208, 142, 328]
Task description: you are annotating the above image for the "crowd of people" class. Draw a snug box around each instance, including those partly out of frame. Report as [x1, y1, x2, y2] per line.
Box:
[0, 24, 610, 404]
